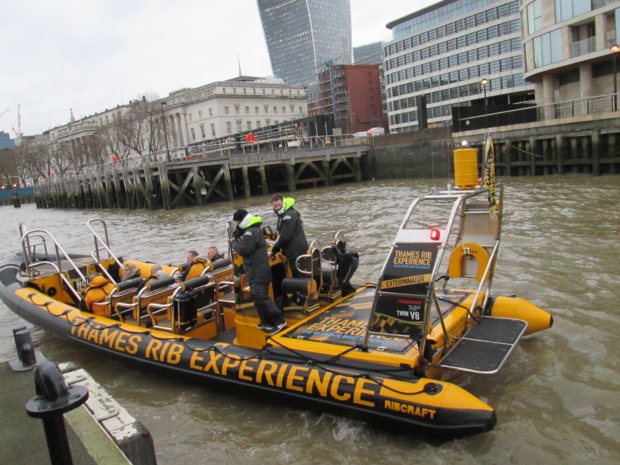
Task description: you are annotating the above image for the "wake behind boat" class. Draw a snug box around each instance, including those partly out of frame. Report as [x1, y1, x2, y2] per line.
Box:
[0, 144, 552, 437]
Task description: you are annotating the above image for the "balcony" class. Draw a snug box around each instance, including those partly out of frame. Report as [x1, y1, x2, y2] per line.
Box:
[570, 37, 596, 58]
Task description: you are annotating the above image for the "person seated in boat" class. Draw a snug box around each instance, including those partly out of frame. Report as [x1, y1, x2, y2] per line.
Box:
[121, 263, 142, 281]
[138, 264, 169, 290]
[207, 246, 225, 262]
[80, 273, 115, 315]
[177, 250, 211, 281]
[228, 209, 286, 335]
[270, 193, 308, 278]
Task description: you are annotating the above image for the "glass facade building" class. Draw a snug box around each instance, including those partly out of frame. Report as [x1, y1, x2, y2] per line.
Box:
[257, 0, 352, 86]
[384, 0, 532, 132]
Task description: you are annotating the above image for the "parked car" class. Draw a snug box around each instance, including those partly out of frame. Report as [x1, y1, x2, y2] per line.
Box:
[366, 127, 385, 136]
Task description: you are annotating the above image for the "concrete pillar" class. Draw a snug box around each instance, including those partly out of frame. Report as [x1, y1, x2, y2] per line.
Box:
[259, 165, 268, 195]
[286, 164, 296, 192]
[579, 63, 593, 109]
[353, 156, 362, 182]
[504, 138, 512, 177]
[322, 160, 333, 186]
[242, 166, 251, 198]
[159, 164, 171, 210]
[591, 131, 600, 176]
[143, 161, 155, 210]
[554, 135, 562, 175]
[223, 165, 234, 201]
[529, 137, 537, 176]
[542, 74, 555, 121]
[192, 166, 203, 206]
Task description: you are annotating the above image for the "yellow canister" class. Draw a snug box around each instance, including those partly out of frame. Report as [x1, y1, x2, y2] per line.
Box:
[453, 148, 478, 189]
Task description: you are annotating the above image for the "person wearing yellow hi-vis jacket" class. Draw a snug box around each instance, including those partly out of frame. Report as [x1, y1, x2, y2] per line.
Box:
[270, 194, 308, 277]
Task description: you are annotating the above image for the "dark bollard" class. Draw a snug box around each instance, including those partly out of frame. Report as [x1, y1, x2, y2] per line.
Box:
[12, 188, 21, 208]
[9, 327, 37, 371]
[26, 361, 89, 465]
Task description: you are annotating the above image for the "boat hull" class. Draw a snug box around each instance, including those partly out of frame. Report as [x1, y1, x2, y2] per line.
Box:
[0, 260, 495, 437]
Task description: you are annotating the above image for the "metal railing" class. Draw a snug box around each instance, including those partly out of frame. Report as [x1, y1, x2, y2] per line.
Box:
[36, 134, 372, 186]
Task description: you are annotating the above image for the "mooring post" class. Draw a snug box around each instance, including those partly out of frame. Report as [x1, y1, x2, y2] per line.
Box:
[9, 327, 37, 371]
[26, 361, 89, 465]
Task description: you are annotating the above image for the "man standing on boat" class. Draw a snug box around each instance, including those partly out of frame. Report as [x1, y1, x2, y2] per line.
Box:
[270, 194, 308, 277]
[229, 209, 286, 335]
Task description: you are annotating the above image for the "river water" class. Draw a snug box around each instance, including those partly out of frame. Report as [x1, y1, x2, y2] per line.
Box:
[1, 176, 618, 465]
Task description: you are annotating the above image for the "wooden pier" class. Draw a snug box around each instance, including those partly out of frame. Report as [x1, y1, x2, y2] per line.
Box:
[35, 143, 369, 210]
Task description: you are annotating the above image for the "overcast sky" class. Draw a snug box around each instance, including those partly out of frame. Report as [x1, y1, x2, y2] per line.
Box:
[0, 0, 439, 136]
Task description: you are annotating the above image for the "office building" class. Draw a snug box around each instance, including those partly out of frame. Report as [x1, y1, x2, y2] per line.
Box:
[383, 0, 533, 132]
[257, 0, 352, 86]
[0, 131, 15, 150]
[353, 42, 383, 65]
[521, 0, 620, 113]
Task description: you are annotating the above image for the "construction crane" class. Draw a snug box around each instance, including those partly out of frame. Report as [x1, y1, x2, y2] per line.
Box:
[12, 105, 23, 137]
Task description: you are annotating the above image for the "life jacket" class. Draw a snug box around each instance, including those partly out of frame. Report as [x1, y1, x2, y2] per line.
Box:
[184, 257, 212, 281]
[82, 276, 116, 314]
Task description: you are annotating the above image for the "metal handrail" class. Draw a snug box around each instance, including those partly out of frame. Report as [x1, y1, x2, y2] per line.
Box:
[20, 228, 87, 283]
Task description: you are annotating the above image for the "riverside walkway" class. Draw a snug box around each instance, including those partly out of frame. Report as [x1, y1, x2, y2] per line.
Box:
[35, 136, 370, 210]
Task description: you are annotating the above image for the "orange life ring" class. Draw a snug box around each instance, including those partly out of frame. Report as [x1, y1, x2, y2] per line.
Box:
[448, 243, 490, 282]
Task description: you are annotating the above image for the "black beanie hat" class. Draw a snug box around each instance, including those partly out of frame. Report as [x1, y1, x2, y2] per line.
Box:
[233, 209, 248, 222]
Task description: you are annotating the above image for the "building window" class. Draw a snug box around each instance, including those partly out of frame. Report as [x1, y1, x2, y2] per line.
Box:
[236, 121, 242, 132]
[255, 106, 259, 114]
[555, 0, 591, 23]
[210, 123, 216, 136]
[189, 113, 193, 122]
[256, 120, 261, 128]
[533, 30, 562, 67]
[191, 128, 196, 140]
[235, 106, 240, 115]
[200, 124, 206, 138]
[247, 121, 252, 130]
[245, 106, 250, 114]
[208, 108, 213, 116]
[225, 106, 230, 114]
[264, 105, 269, 113]
[226, 122, 232, 133]
[273, 106, 277, 113]
[198, 110, 202, 118]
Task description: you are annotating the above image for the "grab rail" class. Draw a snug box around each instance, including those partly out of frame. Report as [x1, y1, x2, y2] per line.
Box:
[20, 228, 87, 283]
[86, 219, 123, 282]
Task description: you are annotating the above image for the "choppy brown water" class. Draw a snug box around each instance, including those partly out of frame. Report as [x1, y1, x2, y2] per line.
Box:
[1, 176, 619, 465]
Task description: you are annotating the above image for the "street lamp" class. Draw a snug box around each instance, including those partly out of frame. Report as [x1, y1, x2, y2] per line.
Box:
[480, 78, 488, 106]
[611, 44, 620, 111]
[160, 102, 171, 162]
[92, 132, 101, 163]
[480, 78, 489, 129]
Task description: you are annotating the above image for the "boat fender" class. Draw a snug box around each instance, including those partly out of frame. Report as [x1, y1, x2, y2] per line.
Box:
[448, 243, 490, 282]
[489, 296, 554, 335]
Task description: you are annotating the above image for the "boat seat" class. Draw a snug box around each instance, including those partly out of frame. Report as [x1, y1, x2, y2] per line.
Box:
[168, 274, 218, 334]
[89, 277, 144, 319]
[280, 247, 321, 313]
[116, 276, 178, 328]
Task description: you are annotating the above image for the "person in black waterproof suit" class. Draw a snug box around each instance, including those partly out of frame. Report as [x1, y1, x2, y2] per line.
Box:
[228, 209, 286, 335]
[270, 194, 308, 277]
